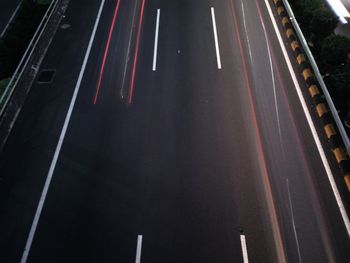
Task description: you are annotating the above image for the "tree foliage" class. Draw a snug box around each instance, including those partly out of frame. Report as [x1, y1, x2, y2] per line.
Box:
[310, 8, 338, 40]
[289, 0, 350, 119]
[321, 35, 350, 66]
[328, 63, 350, 114]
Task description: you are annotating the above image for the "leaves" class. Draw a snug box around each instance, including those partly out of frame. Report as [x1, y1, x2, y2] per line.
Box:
[321, 35, 350, 66]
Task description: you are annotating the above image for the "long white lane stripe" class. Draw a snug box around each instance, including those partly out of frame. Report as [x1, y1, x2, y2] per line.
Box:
[240, 235, 249, 263]
[20, 1, 106, 262]
[135, 235, 143, 263]
[263, 0, 350, 236]
[152, 9, 160, 71]
[242, 0, 284, 155]
[241, 1, 253, 64]
[286, 179, 303, 263]
[210, 7, 222, 69]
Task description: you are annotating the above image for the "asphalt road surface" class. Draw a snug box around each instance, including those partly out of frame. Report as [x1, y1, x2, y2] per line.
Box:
[339, 0, 350, 11]
[0, 0, 21, 37]
[0, 0, 349, 262]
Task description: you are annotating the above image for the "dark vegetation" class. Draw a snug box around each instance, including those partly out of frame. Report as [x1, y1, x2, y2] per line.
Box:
[0, 0, 50, 94]
[289, 0, 350, 121]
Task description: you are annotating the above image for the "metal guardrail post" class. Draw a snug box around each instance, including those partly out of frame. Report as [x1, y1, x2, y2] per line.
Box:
[282, 0, 350, 156]
[0, 0, 59, 117]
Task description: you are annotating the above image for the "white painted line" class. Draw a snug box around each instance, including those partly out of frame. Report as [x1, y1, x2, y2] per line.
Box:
[120, 0, 139, 98]
[241, 2, 253, 64]
[152, 9, 160, 71]
[210, 7, 222, 69]
[135, 235, 143, 263]
[240, 234, 249, 263]
[20, 1, 106, 262]
[259, 7, 283, 151]
[264, 0, 350, 237]
[242, 0, 284, 155]
[286, 179, 303, 263]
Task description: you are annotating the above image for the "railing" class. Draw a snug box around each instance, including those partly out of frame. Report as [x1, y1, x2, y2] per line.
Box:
[282, 0, 350, 155]
[0, 0, 59, 117]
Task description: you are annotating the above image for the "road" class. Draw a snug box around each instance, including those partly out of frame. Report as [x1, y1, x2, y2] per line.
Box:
[0, 0, 349, 262]
[0, 0, 21, 37]
[340, 0, 350, 10]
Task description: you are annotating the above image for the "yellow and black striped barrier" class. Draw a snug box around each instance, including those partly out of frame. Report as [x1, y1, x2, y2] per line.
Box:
[272, 0, 350, 193]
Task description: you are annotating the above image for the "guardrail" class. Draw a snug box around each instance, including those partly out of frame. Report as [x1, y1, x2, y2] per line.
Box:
[0, 0, 59, 118]
[281, 0, 350, 155]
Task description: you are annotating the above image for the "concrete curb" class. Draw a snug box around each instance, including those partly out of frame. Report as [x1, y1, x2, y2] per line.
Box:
[272, 0, 350, 193]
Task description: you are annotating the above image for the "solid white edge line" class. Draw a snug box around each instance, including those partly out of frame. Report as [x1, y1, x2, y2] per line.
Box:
[152, 9, 160, 71]
[135, 235, 143, 263]
[263, 0, 350, 237]
[20, 1, 106, 262]
[240, 235, 249, 263]
[210, 7, 222, 69]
